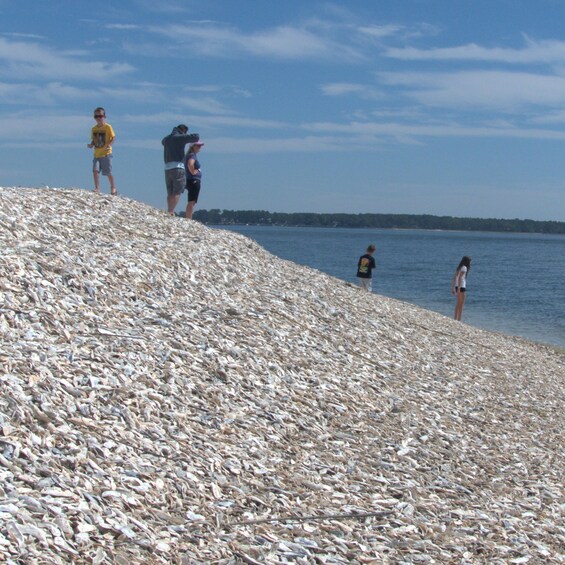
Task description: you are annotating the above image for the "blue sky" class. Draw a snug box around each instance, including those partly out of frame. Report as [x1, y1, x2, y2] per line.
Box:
[1, 0, 565, 221]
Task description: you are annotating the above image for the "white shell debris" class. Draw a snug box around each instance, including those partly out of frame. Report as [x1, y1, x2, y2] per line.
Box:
[0, 186, 563, 564]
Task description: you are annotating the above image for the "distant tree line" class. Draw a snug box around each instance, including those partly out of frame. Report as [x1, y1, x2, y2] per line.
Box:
[192, 209, 565, 234]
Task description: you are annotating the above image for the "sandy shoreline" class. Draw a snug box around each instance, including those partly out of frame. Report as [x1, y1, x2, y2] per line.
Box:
[0, 187, 563, 563]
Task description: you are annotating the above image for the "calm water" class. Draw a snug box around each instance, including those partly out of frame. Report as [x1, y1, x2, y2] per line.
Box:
[214, 225, 565, 348]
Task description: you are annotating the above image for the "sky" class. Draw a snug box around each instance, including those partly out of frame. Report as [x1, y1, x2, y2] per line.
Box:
[1, 0, 565, 221]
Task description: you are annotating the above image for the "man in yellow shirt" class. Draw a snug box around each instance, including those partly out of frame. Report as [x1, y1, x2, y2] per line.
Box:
[87, 107, 117, 195]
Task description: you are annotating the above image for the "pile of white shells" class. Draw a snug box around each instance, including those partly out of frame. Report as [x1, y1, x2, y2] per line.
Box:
[0, 187, 563, 564]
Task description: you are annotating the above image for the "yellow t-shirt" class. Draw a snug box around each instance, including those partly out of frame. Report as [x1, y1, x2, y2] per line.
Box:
[91, 123, 115, 158]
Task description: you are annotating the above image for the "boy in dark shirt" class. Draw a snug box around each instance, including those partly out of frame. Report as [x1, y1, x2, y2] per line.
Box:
[356, 244, 376, 291]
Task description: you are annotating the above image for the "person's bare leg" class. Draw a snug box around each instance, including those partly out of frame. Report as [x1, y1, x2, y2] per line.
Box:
[108, 173, 117, 195]
[167, 194, 181, 216]
[454, 292, 466, 320]
[186, 200, 196, 220]
[93, 170, 100, 193]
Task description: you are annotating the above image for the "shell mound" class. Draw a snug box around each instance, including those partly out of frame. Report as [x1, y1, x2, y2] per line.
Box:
[0, 187, 563, 564]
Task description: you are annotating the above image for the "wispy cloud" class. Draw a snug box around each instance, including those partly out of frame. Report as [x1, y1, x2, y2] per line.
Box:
[147, 22, 363, 61]
[1, 113, 86, 141]
[321, 82, 384, 100]
[131, 0, 194, 14]
[183, 84, 252, 98]
[176, 96, 235, 115]
[357, 24, 404, 39]
[105, 24, 140, 30]
[377, 70, 565, 110]
[0, 81, 88, 105]
[303, 119, 565, 141]
[385, 37, 565, 65]
[0, 37, 134, 80]
[2, 32, 45, 40]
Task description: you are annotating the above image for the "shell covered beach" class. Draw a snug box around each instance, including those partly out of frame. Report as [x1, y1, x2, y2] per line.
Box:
[0, 187, 563, 565]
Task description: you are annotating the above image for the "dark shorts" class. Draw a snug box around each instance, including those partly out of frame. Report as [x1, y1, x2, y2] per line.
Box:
[455, 287, 466, 293]
[93, 155, 112, 176]
[165, 168, 186, 196]
[187, 179, 201, 203]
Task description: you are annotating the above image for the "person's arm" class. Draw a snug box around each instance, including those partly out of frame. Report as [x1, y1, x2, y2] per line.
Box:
[187, 157, 199, 176]
[452, 270, 459, 294]
[182, 133, 200, 143]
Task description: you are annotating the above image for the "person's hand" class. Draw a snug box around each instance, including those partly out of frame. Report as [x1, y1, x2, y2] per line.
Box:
[87, 143, 93, 148]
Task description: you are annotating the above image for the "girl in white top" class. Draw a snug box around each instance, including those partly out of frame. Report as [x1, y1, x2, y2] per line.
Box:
[452, 256, 471, 321]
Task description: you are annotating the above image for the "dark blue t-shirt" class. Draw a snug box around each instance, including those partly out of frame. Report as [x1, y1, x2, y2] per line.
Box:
[356, 254, 376, 278]
[185, 152, 201, 180]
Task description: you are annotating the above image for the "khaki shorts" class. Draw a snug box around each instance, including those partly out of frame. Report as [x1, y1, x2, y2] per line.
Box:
[165, 168, 186, 196]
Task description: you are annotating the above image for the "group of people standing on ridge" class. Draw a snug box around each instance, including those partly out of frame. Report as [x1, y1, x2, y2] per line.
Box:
[356, 244, 472, 321]
[87, 108, 205, 219]
[88, 108, 470, 322]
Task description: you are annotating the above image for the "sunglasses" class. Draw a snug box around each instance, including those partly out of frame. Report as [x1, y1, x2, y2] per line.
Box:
[94, 115, 105, 119]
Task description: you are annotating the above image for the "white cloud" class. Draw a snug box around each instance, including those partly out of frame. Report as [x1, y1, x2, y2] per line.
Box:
[0, 81, 88, 105]
[385, 37, 565, 65]
[357, 24, 403, 39]
[0, 37, 134, 81]
[196, 115, 287, 130]
[0, 113, 86, 140]
[321, 83, 367, 96]
[147, 22, 362, 61]
[321, 82, 384, 100]
[183, 84, 252, 99]
[377, 70, 565, 110]
[303, 119, 565, 141]
[105, 24, 140, 30]
[176, 96, 235, 115]
[209, 135, 351, 153]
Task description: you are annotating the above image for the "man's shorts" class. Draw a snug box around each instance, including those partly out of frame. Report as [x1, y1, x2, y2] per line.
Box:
[186, 179, 201, 203]
[93, 155, 112, 176]
[165, 168, 186, 196]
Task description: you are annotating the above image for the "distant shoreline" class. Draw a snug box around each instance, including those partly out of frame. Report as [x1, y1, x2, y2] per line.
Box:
[192, 210, 565, 235]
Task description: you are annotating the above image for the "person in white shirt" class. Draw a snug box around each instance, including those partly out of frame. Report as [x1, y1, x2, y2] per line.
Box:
[452, 255, 471, 321]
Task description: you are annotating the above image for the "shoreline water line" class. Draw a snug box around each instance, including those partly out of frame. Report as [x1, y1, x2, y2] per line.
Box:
[213, 224, 565, 349]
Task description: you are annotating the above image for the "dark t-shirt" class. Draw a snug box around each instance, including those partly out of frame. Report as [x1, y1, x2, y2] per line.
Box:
[162, 128, 200, 163]
[185, 152, 202, 180]
[356, 253, 376, 278]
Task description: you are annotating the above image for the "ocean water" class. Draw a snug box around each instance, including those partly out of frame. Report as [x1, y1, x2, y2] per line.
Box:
[214, 225, 565, 348]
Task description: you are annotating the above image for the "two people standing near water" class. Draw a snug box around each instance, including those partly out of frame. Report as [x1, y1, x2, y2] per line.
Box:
[357, 244, 471, 322]
[452, 255, 471, 321]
